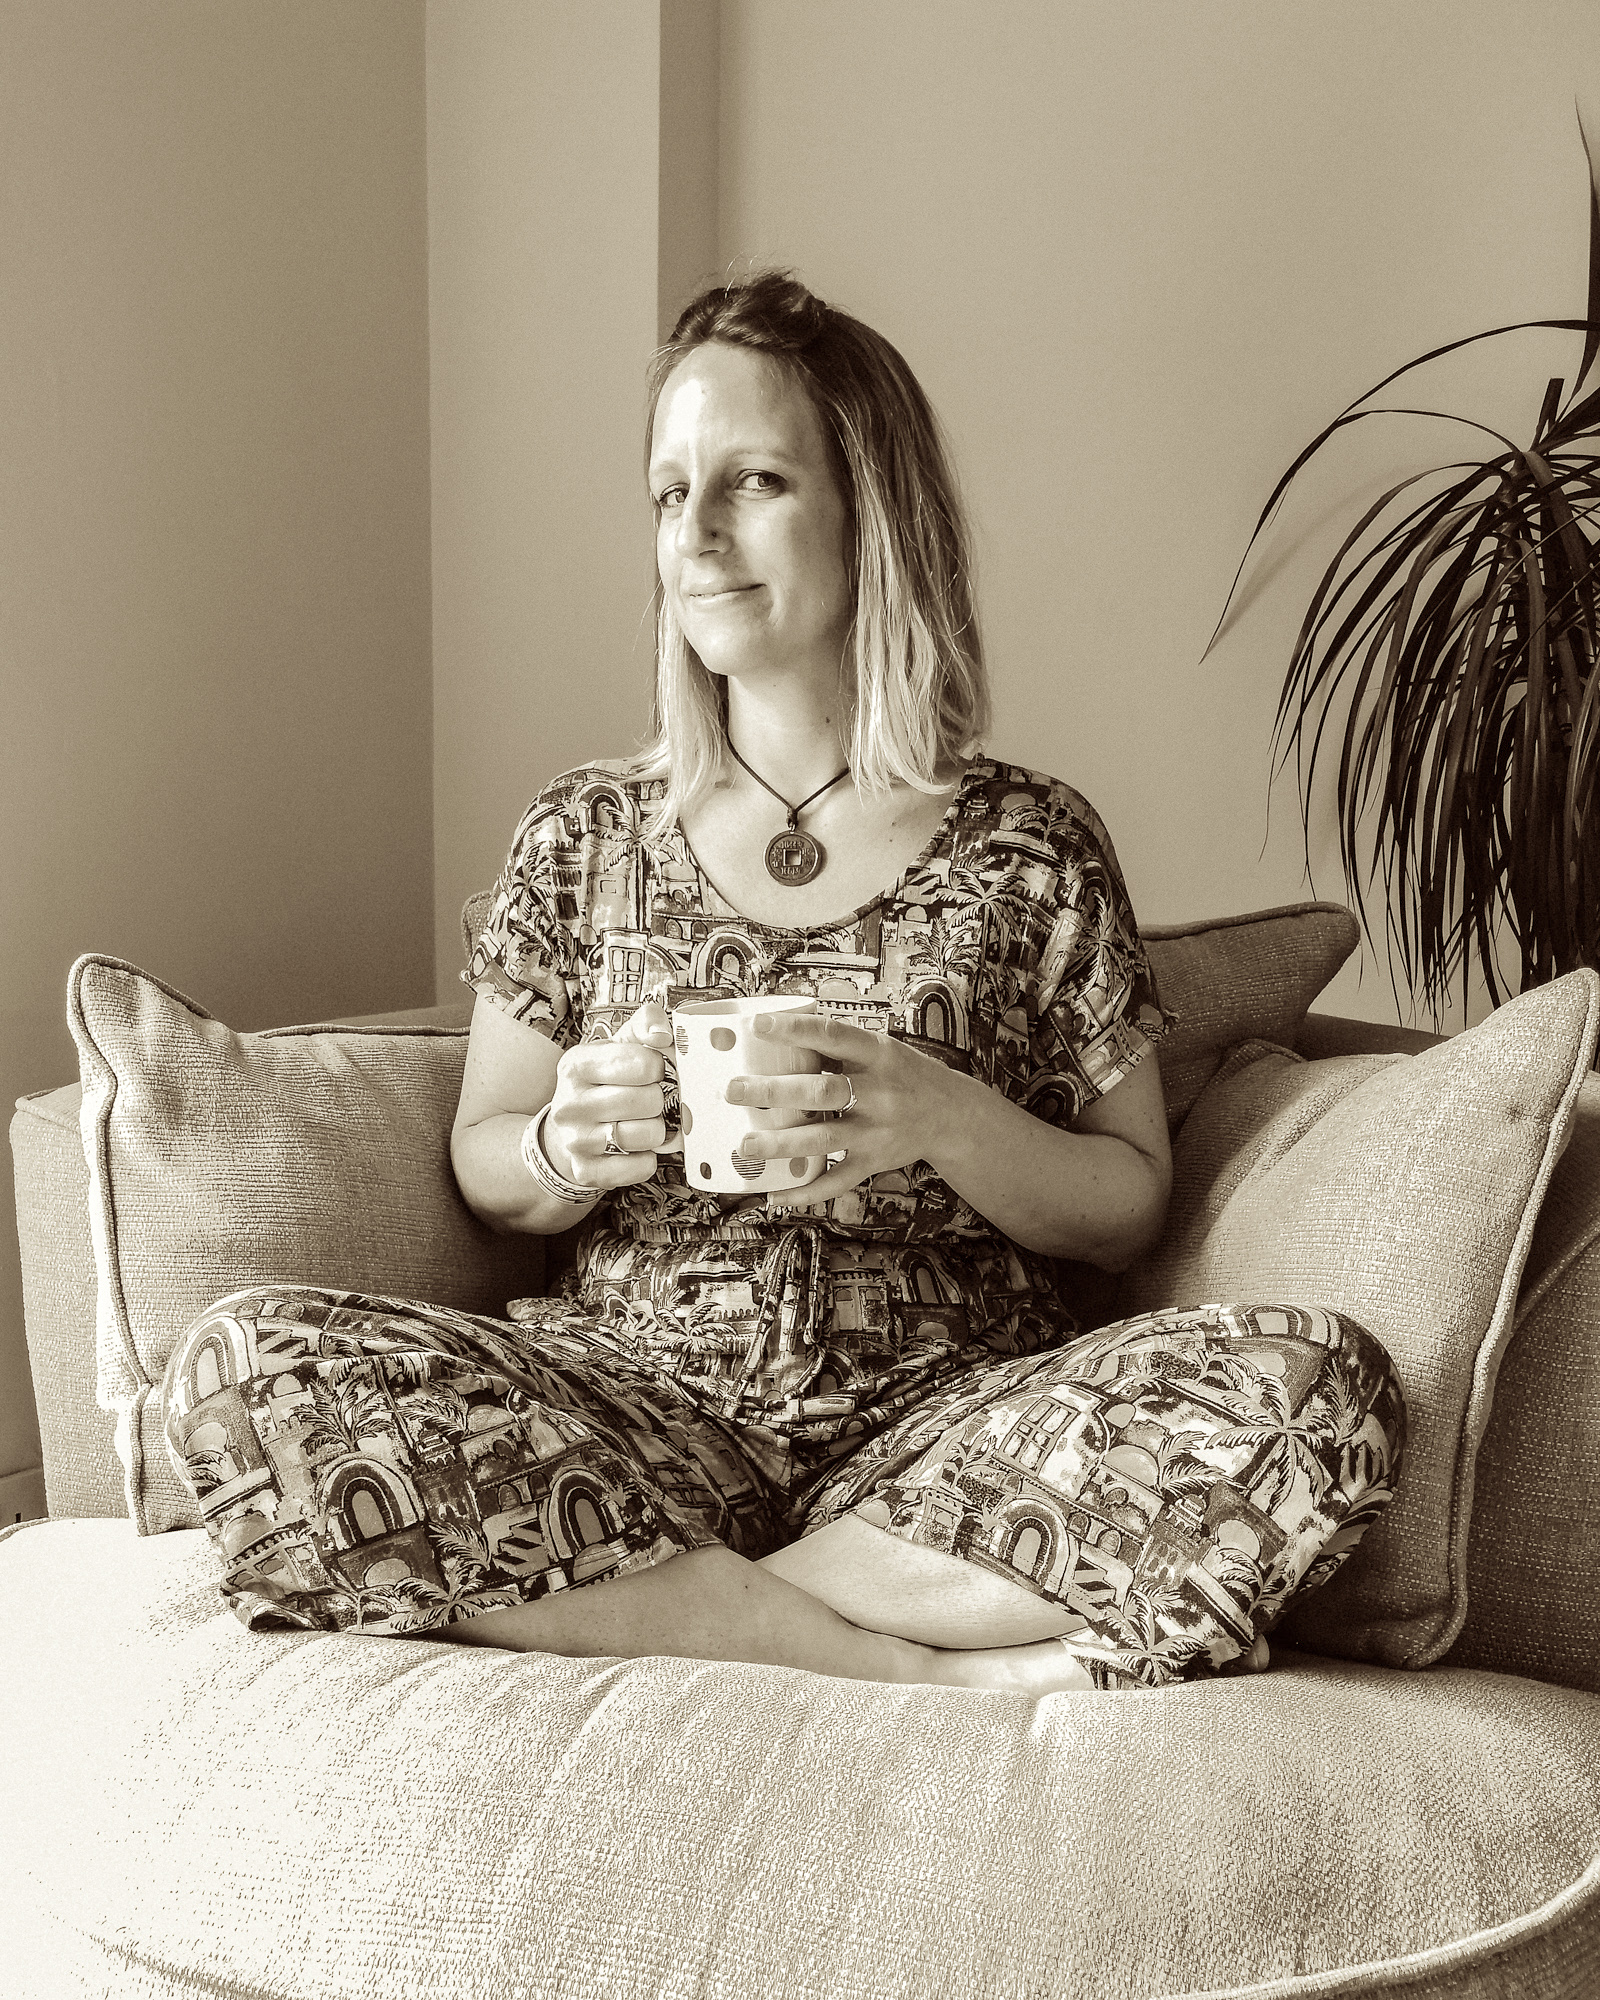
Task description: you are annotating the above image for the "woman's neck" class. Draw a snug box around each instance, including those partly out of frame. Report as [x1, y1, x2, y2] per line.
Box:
[722, 686, 851, 802]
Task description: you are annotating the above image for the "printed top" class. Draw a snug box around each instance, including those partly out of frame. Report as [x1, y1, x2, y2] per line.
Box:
[463, 756, 1170, 1442]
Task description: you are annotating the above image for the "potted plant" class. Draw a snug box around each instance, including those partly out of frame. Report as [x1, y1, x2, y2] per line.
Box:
[1213, 122, 1600, 1027]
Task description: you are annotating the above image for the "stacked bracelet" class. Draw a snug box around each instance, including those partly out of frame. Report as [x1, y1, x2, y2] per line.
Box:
[520, 1102, 600, 1206]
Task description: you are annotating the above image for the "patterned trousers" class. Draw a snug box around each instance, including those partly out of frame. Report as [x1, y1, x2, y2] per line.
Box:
[163, 1290, 1404, 1690]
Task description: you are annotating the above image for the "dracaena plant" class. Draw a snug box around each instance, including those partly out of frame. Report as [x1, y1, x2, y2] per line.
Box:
[1214, 122, 1600, 1027]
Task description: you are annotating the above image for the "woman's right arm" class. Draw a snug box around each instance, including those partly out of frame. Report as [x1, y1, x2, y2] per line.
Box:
[450, 995, 676, 1235]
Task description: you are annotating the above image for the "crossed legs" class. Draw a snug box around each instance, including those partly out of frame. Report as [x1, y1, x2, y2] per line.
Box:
[434, 1513, 1114, 1693]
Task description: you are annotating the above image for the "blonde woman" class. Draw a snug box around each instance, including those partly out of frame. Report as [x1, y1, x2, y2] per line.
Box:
[166, 275, 1404, 1692]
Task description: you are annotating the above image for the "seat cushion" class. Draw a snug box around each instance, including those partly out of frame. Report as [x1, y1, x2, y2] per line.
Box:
[1125, 973, 1600, 1670]
[67, 956, 548, 1536]
[3, 1516, 1598, 2000]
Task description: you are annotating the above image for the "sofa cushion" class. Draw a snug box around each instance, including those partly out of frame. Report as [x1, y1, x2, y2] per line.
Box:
[1442, 1070, 1600, 1696]
[1124, 972, 1600, 1669]
[68, 956, 547, 1536]
[4, 1515, 1598, 2000]
[459, 889, 1358, 1134]
[1138, 900, 1359, 1128]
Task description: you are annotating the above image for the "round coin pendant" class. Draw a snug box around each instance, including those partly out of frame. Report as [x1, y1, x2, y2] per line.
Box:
[765, 828, 824, 886]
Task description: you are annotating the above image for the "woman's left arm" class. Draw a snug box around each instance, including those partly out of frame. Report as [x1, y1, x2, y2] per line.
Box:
[736, 1014, 1171, 1271]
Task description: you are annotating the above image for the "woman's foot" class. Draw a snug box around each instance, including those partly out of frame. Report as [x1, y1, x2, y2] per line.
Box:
[915, 1629, 1272, 1694]
[912, 1634, 1097, 1695]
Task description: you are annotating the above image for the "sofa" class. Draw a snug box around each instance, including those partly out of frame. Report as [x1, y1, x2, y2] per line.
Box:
[5, 895, 1600, 2000]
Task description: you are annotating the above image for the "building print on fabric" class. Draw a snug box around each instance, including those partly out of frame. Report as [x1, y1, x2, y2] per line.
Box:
[461, 756, 1170, 1439]
[800, 1302, 1405, 1686]
[163, 1285, 1403, 1682]
[464, 755, 1166, 1165]
[163, 1289, 774, 1635]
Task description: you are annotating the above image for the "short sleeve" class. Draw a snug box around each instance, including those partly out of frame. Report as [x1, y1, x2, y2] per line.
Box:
[1020, 793, 1172, 1129]
[461, 786, 586, 1048]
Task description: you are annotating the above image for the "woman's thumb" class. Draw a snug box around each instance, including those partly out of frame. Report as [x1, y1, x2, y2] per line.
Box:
[617, 997, 673, 1046]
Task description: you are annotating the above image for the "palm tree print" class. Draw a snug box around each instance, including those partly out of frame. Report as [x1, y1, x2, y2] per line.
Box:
[360, 1528, 521, 1634]
[295, 1363, 393, 1463]
[1212, 1362, 1363, 1515]
[1092, 1578, 1215, 1687]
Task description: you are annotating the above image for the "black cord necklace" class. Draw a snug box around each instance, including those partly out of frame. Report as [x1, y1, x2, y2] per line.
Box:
[725, 734, 851, 885]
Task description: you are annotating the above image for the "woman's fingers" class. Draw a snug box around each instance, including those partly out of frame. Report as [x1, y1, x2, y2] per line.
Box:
[726, 1070, 853, 1113]
[590, 1116, 669, 1155]
[565, 1040, 667, 1087]
[752, 1010, 880, 1063]
[548, 1077, 666, 1169]
[738, 1123, 833, 1161]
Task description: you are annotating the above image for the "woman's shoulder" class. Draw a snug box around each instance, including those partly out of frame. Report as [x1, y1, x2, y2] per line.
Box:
[961, 756, 1117, 851]
[530, 754, 666, 805]
[503, 755, 667, 841]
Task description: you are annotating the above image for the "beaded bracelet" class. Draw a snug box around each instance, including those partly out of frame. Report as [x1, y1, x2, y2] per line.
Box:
[520, 1102, 600, 1206]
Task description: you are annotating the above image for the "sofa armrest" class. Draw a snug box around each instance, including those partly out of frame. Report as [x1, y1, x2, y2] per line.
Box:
[308, 999, 474, 1032]
[10, 1085, 123, 1520]
[1295, 1010, 1444, 1060]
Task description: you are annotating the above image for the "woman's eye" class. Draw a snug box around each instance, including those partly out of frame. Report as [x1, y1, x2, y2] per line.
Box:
[656, 485, 687, 509]
[737, 470, 783, 494]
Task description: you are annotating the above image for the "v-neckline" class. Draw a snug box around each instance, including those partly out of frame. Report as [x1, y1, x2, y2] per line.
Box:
[674, 758, 986, 936]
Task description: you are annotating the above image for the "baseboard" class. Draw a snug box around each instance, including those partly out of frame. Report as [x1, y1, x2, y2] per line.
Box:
[0, 1463, 48, 1525]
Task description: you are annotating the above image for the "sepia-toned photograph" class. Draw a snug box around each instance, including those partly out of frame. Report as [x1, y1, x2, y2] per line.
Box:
[4, 3, 1599, 1995]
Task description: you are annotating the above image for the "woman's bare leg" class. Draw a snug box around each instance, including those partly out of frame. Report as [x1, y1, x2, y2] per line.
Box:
[431, 1540, 1097, 1692]
[433, 1513, 1266, 1691]
[759, 1514, 1081, 1647]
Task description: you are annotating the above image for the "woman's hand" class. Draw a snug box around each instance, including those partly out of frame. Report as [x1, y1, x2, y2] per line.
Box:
[727, 1011, 960, 1210]
[729, 1006, 1170, 1264]
[543, 1000, 683, 1190]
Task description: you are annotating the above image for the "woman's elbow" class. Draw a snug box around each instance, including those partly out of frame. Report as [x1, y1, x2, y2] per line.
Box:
[1091, 1157, 1171, 1273]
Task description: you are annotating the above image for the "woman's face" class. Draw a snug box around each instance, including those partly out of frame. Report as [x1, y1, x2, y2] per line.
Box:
[650, 342, 852, 694]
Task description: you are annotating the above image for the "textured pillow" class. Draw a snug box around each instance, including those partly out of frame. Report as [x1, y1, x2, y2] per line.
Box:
[69, 956, 547, 1536]
[1138, 902, 1358, 1129]
[1123, 971, 1600, 1668]
[460, 891, 1359, 1134]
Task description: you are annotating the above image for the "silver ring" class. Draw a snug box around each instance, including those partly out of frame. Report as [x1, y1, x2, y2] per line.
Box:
[836, 1076, 858, 1118]
[602, 1121, 626, 1154]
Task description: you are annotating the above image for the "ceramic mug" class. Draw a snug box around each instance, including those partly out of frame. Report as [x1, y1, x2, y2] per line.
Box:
[670, 995, 829, 1195]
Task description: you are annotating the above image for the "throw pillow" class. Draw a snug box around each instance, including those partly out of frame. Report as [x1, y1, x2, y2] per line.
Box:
[459, 891, 1360, 1134]
[1122, 971, 1600, 1668]
[69, 956, 548, 1536]
[1138, 902, 1358, 1129]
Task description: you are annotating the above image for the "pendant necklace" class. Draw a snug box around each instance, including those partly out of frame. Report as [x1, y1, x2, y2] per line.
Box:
[725, 734, 851, 886]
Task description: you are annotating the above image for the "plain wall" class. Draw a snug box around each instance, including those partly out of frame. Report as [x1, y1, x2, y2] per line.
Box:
[719, 0, 1600, 1030]
[427, 0, 663, 996]
[1, 0, 433, 1517]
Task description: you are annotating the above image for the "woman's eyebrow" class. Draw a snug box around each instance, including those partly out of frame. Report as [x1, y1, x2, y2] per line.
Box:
[650, 441, 803, 479]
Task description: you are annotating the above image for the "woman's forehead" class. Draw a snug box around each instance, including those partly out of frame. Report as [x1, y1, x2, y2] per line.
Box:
[651, 343, 826, 463]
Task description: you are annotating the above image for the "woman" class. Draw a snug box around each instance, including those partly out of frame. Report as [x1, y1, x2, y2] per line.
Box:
[165, 274, 1404, 1694]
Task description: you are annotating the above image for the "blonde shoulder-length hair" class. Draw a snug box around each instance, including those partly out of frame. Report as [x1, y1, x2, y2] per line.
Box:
[632, 271, 990, 839]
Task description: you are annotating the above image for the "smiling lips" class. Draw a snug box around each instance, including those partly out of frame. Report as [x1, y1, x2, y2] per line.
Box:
[688, 584, 760, 605]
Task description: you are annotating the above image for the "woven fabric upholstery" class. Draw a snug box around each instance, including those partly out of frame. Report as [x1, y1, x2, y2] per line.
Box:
[68, 956, 547, 1536]
[458, 891, 1361, 1136]
[9, 1087, 123, 1521]
[3, 1517, 1598, 2000]
[1124, 973, 1600, 1668]
[1441, 1076, 1600, 1695]
[1138, 900, 1359, 1129]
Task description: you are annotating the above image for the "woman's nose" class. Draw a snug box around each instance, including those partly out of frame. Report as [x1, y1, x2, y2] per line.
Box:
[675, 484, 728, 554]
